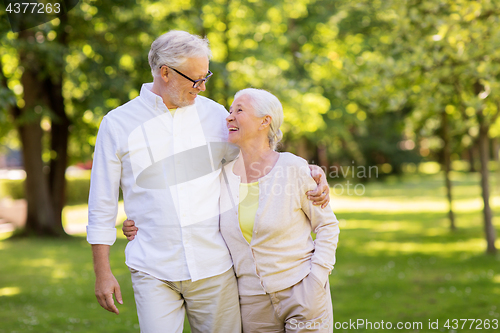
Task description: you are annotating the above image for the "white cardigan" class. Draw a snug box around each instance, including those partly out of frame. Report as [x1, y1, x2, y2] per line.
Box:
[220, 152, 340, 295]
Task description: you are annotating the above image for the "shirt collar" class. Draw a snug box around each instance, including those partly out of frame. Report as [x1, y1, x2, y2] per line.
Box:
[140, 82, 169, 113]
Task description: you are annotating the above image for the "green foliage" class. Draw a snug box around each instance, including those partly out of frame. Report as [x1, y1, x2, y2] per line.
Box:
[0, 0, 426, 172]
[0, 174, 94, 205]
[66, 177, 92, 205]
[1, 1, 500, 222]
[0, 179, 23, 200]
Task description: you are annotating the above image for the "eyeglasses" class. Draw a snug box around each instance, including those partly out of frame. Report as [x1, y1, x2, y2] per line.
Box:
[160, 65, 213, 89]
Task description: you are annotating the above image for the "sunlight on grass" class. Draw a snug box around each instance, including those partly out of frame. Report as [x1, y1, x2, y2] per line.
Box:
[20, 257, 57, 268]
[363, 238, 487, 255]
[52, 269, 70, 280]
[494, 275, 500, 284]
[62, 202, 126, 226]
[331, 194, 500, 213]
[62, 203, 88, 226]
[331, 197, 447, 213]
[339, 219, 440, 233]
[419, 161, 441, 174]
[0, 286, 20, 297]
[18, 257, 73, 281]
[62, 201, 127, 236]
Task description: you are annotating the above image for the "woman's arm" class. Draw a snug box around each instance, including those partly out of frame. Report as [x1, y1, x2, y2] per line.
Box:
[299, 168, 340, 286]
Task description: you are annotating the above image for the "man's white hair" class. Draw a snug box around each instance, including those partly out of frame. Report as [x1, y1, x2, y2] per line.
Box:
[234, 88, 284, 151]
[148, 30, 212, 77]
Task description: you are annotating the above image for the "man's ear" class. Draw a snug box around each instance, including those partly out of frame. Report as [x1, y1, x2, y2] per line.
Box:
[160, 66, 170, 83]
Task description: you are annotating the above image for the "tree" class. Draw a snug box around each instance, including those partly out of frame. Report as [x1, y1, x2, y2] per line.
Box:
[386, 0, 499, 253]
[1, 15, 68, 236]
[0, 0, 160, 236]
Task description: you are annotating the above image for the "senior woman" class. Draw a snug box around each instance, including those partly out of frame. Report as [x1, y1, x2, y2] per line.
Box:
[218, 88, 339, 332]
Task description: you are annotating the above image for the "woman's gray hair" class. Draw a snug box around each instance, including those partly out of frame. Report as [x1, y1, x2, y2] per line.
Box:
[234, 88, 284, 151]
[148, 30, 212, 77]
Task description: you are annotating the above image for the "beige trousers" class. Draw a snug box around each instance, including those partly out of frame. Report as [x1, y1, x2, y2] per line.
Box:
[240, 273, 333, 333]
[130, 267, 241, 333]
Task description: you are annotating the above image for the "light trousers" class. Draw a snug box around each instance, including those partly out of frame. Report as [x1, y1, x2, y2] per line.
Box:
[239, 273, 333, 333]
[130, 267, 241, 333]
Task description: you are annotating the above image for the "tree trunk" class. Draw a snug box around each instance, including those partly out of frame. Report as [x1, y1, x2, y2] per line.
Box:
[441, 111, 455, 230]
[46, 77, 69, 232]
[493, 138, 500, 192]
[318, 144, 329, 171]
[478, 122, 497, 254]
[297, 137, 312, 161]
[18, 47, 58, 235]
[468, 145, 477, 172]
[47, 15, 70, 233]
[492, 138, 499, 162]
[15, 30, 65, 237]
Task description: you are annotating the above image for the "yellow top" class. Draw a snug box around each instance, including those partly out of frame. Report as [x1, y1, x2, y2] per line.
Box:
[238, 181, 259, 243]
[169, 108, 177, 117]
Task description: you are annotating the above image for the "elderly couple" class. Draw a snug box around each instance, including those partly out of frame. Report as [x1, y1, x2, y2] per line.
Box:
[87, 30, 340, 333]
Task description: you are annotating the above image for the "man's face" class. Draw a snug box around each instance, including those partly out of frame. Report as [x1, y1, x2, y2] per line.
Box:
[162, 57, 209, 109]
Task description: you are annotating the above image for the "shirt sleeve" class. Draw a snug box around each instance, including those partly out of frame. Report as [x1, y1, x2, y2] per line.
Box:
[86, 116, 122, 245]
[298, 162, 340, 286]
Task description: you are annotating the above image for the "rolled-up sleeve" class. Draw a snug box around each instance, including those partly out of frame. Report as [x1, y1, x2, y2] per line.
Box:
[87, 116, 122, 245]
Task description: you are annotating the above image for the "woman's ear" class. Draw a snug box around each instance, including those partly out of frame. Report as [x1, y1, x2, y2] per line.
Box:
[260, 115, 272, 130]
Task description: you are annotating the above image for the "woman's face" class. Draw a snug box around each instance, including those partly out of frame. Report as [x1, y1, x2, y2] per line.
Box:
[226, 95, 266, 147]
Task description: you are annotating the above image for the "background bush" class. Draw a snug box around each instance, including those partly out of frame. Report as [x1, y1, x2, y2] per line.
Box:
[0, 173, 115, 205]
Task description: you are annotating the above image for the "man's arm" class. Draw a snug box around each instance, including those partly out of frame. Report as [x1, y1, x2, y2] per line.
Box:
[87, 116, 123, 314]
[92, 244, 123, 315]
[307, 165, 330, 209]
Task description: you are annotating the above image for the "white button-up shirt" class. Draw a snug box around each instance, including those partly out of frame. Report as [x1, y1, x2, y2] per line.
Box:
[87, 83, 238, 282]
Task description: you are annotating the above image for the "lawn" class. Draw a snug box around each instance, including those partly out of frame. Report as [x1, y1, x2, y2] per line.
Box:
[1, 171, 499, 332]
[330, 172, 500, 332]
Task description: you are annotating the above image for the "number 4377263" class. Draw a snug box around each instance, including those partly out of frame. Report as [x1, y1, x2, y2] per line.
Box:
[6, 2, 61, 14]
[444, 319, 498, 330]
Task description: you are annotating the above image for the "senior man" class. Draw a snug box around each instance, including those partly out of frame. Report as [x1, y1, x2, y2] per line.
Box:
[87, 30, 330, 333]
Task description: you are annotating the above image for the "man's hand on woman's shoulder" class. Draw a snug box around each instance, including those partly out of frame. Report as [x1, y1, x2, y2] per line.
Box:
[308, 165, 330, 209]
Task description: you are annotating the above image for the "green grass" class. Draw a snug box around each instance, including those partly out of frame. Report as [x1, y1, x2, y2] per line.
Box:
[330, 171, 500, 332]
[0, 238, 139, 333]
[0, 237, 192, 333]
[1, 171, 500, 332]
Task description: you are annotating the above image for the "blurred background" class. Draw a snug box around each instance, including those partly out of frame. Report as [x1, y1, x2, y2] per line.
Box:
[0, 0, 499, 332]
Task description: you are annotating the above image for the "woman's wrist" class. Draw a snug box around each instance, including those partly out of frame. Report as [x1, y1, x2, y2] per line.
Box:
[310, 263, 330, 287]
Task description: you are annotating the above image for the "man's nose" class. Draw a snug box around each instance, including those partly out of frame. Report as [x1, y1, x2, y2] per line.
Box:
[197, 80, 207, 92]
